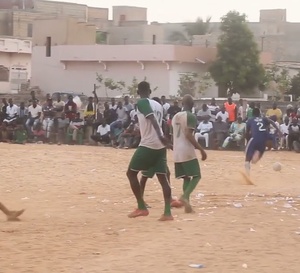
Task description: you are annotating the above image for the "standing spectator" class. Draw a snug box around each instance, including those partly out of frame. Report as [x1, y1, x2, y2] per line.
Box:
[161, 95, 170, 119]
[42, 98, 55, 142]
[53, 93, 65, 118]
[123, 95, 134, 113]
[194, 118, 213, 148]
[26, 99, 42, 136]
[3, 99, 18, 125]
[246, 102, 255, 119]
[208, 98, 219, 122]
[222, 117, 246, 149]
[68, 113, 84, 144]
[167, 100, 181, 120]
[17, 102, 28, 123]
[110, 101, 128, 135]
[197, 104, 211, 122]
[64, 95, 77, 121]
[84, 97, 95, 118]
[109, 97, 117, 110]
[280, 116, 290, 150]
[288, 118, 300, 151]
[237, 99, 245, 120]
[224, 97, 237, 123]
[268, 115, 280, 150]
[103, 102, 116, 124]
[215, 106, 229, 123]
[266, 102, 283, 123]
[91, 119, 111, 145]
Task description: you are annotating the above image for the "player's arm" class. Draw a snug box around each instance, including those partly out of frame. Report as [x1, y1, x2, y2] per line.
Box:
[185, 113, 207, 161]
[266, 118, 282, 136]
[137, 99, 170, 147]
[245, 120, 251, 141]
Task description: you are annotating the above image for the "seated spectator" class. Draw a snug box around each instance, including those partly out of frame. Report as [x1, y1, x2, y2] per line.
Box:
[222, 117, 246, 149]
[117, 120, 140, 149]
[68, 113, 84, 144]
[268, 115, 280, 150]
[84, 97, 96, 119]
[17, 102, 28, 124]
[32, 122, 45, 143]
[130, 104, 138, 122]
[26, 99, 42, 137]
[91, 119, 111, 145]
[13, 123, 27, 144]
[123, 95, 134, 113]
[195, 118, 213, 148]
[213, 116, 229, 148]
[64, 95, 77, 121]
[56, 113, 69, 145]
[288, 118, 300, 151]
[266, 102, 282, 123]
[3, 99, 18, 125]
[110, 101, 128, 135]
[109, 97, 118, 110]
[103, 101, 117, 125]
[111, 122, 125, 147]
[197, 104, 211, 122]
[216, 106, 229, 123]
[279, 116, 290, 150]
[42, 98, 55, 142]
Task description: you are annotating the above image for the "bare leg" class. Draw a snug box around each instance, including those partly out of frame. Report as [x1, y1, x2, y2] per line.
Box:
[0, 202, 25, 221]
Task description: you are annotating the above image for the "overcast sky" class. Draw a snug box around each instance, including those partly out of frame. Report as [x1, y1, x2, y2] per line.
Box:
[51, 0, 299, 22]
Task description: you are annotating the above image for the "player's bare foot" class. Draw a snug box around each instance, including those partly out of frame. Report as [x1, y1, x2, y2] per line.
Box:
[7, 209, 25, 221]
[179, 197, 193, 213]
[128, 209, 149, 218]
[171, 199, 184, 208]
[158, 214, 174, 221]
[240, 171, 255, 186]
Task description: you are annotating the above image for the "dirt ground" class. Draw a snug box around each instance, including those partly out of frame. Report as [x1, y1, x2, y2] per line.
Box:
[0, 143, 299, 273]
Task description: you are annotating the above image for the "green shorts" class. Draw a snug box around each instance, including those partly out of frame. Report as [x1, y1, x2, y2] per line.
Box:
[175, 158, 201, 179]
[142, 165, 170, 179]
[129, 146, 167, 174]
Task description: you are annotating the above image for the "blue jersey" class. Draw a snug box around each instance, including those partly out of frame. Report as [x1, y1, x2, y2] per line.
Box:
[246, 117, 270, 140]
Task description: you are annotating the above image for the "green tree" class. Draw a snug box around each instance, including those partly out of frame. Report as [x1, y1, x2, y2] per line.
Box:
[96, 74, 126, 97]
[168, 31, 189, 45]
[209, 11, 264, 96]
[289, 72, 300, 99]
[178, 72, 211, 97]
[96, 31, 107, 44]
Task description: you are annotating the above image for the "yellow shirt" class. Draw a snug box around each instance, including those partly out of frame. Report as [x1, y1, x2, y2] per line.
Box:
[266, 108, 282, 122]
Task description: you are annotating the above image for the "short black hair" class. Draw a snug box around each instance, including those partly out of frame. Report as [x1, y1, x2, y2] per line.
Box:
[253, 107, 260, 117]
[138, 81, 150, 94]
[152, 97, 161, 104]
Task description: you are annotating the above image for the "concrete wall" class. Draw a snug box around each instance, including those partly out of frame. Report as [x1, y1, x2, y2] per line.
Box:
[112, 6, 147, 26]
[32, 18, 96, 46]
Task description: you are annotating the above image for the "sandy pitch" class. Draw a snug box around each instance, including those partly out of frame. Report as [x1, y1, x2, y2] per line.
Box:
[1, 144, 299, 273]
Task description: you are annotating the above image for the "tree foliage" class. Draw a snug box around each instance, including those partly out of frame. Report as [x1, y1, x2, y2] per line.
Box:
[185, 17, 211, 36]
[178, 72, 212, 97]
[289, 71, 300, 99]
[96, 32, 107, 44]
[96, 74, 125, 97]
[209, 11, 264, 94]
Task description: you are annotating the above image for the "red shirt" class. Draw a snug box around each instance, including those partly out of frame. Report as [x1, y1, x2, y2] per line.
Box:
[64, 101, 77, 121]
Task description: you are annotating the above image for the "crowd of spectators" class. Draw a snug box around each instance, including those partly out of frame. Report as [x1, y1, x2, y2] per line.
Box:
[1, 93, 300, 153]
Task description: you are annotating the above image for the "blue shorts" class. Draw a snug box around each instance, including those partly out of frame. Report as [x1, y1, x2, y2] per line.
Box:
[245, 137, 266, 162]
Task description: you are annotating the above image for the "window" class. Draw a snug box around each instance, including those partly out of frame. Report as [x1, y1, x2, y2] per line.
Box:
[120, 14, 126, 21]
[46, 36, 51, 57]
[0, 66, 9, 82]
[27, 23, 33, 37]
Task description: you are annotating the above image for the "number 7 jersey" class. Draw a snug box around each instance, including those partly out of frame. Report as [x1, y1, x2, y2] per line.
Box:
[171, 111, 198, 163]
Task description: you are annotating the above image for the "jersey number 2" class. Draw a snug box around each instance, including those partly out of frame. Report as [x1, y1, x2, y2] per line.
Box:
[257, 122, 266, 131]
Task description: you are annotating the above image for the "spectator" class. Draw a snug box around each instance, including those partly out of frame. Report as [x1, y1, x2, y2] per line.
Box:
[208, 98, 219, 122]
[91, 119, 111, 145]
[109, 97, 117, 110]
[288, 118, 300, 151]
[42, 98, 55, 142]
[64, 95, 77, 121]
[123, 95, 134, 113]
[222, 117, 246, 149]
[167, 100, 181, 120]
[103, 102, 116, 125]
[68, 112, 84, 144]
[117, 118, 140, 149]
[213, 116, 229, 148]
[231, 91, 240, 101]
[224, 97, 237, 123]
[84, 97, 95, 118]
[1, 98, 8, 121]
[130, 104, 137, 122]
[53, 93, 65, 119]
[161, 95, 170, 119]
[110, 101, 128, 135]
[266, 102, 283, 123]
[197, 104, 211, 122]
[268, 115, 280, 150]
[26, 99, 42, 136]
[3, 98, 18, 125]
[32, 122, 45, 143]
[194, 118, 213, 148]
[17, 102, 28, 123]
[216, 106, 229, 123]
[56, 113, 69, 145]
[280, 116, 290, 150]
[246, 102, 255, 119]
[237, 99, 245, 120]
[13, 123, 27, 144]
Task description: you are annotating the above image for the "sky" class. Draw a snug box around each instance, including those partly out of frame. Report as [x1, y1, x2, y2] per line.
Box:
[51, 0, 300, 23]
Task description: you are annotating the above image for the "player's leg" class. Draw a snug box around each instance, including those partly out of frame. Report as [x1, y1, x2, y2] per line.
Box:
[0, 202, 25, 221]
[154, 148, 173, 221]
[127, 147, 153, 218]
[178, 159, 201, 213]
[244, 138, 255, 175]
[140, 169, 154, 208]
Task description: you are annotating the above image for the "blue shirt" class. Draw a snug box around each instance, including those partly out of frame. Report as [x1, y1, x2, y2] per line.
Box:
[246, 117, 270, 140]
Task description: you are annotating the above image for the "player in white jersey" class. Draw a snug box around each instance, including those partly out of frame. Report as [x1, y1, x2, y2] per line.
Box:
[172, 95, 207, 213]
[127, 81, 173, 221]
[0, 202, 24, 221]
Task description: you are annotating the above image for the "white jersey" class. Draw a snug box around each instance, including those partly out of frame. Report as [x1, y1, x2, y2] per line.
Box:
[172, 111, 197, 163]
[137, 98, 164, 150]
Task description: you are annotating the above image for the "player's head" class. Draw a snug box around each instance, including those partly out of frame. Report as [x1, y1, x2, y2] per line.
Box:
[137, 81, 151, 98]
[252, 107, 261, 117]
[152, 97, 161, 104]
[182, 94, 194, 111]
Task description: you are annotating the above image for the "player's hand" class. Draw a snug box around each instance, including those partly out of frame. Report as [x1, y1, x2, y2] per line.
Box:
[159, 136, 172, 149]
[200, 150, 207, 161]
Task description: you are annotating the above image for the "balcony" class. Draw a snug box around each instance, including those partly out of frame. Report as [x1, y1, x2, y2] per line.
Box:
[0, 38, 32, 54]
